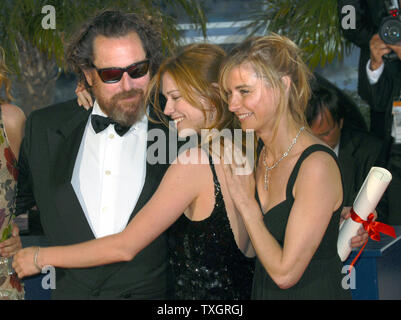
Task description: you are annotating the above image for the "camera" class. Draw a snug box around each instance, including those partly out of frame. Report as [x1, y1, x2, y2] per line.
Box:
[379, 0, 401, 45]
[379, 0, 401, 61]
[379, 16, 401, 45]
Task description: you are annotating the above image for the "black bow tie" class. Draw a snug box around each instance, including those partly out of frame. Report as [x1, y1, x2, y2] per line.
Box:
[91, 115, 131, 136]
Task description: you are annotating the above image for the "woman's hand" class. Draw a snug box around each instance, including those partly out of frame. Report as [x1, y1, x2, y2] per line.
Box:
[12, 247, 42, 278]
[222, 143, 257, 212]
[0, 223, 22, 258]
[76, 82, 93, 110]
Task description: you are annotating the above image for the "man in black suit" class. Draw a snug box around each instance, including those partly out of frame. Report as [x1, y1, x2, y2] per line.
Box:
[306, 85, 387, 220]
[365, 66, 401, 225]
[338, 0, 401, 225]
[338, 0, 388, 117]
[338, 0, 401, 139]
[16, 10, 173, 299]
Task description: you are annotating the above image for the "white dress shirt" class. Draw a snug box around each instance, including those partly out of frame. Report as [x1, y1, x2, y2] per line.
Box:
[366, 59, 385, 85]
[71, 101, 148, 238]
[333, 141, 340, 157]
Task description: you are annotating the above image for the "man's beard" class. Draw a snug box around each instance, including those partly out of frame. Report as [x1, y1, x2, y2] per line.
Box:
[96, 88, 146, 127]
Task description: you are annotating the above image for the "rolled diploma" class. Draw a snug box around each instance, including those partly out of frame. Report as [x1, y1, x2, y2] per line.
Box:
[337, 167, 392, 261]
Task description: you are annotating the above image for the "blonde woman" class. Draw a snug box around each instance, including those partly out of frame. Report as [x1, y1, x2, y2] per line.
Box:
[220, 34, 352, 299]
[0, 46, 26, 300]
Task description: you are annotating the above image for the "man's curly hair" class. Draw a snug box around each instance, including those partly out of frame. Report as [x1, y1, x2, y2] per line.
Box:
[66, 9, 163, 88]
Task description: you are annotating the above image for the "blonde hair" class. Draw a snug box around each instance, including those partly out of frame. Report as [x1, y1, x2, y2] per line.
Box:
[146, 43, 235, 132]
[0, 46, 14, 104]
[220, 33, 312, 143]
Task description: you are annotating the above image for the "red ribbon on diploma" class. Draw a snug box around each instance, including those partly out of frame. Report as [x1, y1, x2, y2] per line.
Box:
[348, 208, 396, 272]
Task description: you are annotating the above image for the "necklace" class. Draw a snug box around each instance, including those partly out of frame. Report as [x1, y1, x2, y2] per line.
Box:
[262, 126, 305, 191]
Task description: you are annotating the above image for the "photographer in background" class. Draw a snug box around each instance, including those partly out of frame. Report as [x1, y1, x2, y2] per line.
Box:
[338, 0, 401, 225]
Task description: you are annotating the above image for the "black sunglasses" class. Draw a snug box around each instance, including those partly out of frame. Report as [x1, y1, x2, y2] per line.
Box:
[92, 59, 150, 83]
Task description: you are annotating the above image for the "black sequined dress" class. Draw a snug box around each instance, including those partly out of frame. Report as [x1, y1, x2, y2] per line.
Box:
[168, 154, 255, 300]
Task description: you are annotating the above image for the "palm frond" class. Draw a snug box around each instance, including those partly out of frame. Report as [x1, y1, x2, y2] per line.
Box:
[0, 0, 207, 74]
[241, 0, 353, 69]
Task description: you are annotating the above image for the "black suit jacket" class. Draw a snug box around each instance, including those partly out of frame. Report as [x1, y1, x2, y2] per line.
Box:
[338, 0, 401, 140]
[16, 99, 172, 299]
[360, 60, 401, 140]
[338, 0, 386, 99]
[338, 127, 385, 206]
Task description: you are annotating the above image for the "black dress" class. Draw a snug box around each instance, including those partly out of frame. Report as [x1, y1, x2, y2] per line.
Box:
[168, 153, 255, 300]
[252, 144, 351, 300]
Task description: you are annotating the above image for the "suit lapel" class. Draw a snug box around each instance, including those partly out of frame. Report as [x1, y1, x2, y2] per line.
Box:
[48, 108, 96, 244]
[338, 129, 357, 205]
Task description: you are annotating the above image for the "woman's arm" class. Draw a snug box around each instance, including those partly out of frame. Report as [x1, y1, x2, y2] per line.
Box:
[13, 148, 209, 277]
[224, 151, 342, 289]
[0, 104, 25, 257]
[244, 238, 256, 258]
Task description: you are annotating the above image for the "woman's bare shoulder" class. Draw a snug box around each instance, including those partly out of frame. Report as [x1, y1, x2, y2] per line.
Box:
[1, 104, 26, 128]
[299, 147, 339, 177]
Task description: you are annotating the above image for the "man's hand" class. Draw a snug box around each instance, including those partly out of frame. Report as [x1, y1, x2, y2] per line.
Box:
[0, 223, 22, 258]
[388, 43, 401, 61]
[369, 34, 392, 70]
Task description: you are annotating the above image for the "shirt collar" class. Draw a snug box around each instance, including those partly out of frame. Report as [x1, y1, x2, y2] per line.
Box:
[92, 100, 107, 117]
[333, 140, 340, 156]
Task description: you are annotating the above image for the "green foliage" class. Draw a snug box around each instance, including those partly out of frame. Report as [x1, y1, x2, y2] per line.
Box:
[243, 0, 353, 69]
[0, 0, 207, 75]
[0, 213, 14, 242]
[1, 222, 12, 242]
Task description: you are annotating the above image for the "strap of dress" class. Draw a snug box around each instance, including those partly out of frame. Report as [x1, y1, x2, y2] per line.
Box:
[286, 144, 342, 199]
[207, 152, 219, 186]
[205, 150, 225, 203]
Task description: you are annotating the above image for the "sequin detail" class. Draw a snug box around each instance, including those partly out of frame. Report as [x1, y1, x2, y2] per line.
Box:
[168, 153, 254, 300]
